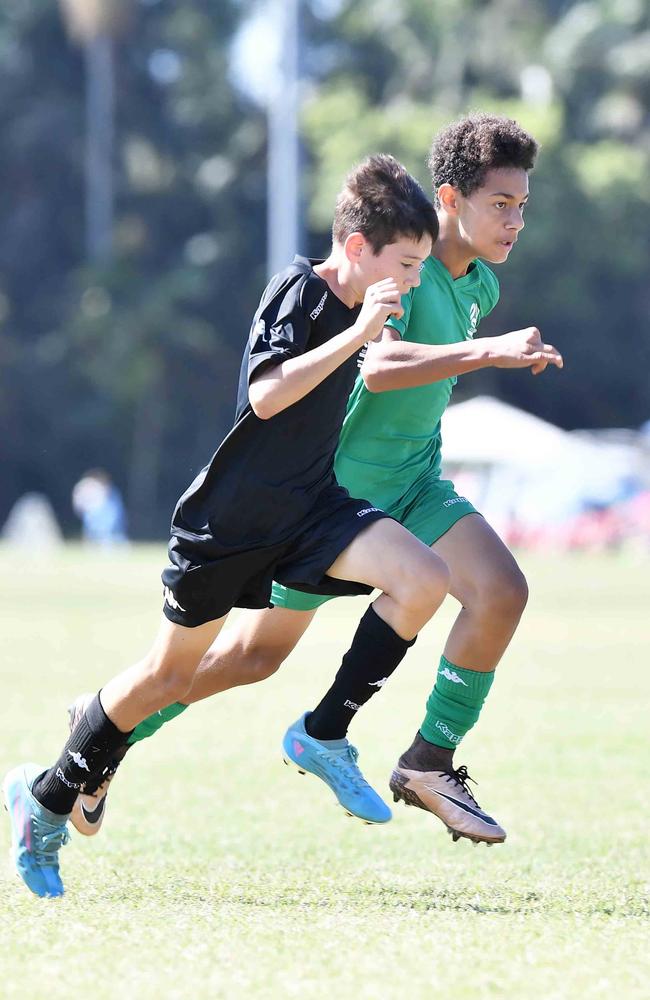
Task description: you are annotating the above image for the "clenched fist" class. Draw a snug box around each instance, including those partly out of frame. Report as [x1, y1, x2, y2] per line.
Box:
[354, 279, 405, 343]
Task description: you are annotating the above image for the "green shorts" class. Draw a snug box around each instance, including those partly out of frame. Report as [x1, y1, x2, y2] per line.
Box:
[270, 478, 478, 612]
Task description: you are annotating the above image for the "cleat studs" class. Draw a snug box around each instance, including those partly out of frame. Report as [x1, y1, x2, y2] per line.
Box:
[282, 757, 305, 775]
[392, 794, 399, 803]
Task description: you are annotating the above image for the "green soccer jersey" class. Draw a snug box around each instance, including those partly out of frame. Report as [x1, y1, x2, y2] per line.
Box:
[334, 255, 499, 510]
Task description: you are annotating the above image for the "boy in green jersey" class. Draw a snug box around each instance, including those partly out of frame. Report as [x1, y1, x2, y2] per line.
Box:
[69, 114, 562, 845]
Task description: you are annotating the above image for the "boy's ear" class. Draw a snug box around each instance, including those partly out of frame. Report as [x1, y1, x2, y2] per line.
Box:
[344, 232, 367, 262]
[437, 183, 460, 215]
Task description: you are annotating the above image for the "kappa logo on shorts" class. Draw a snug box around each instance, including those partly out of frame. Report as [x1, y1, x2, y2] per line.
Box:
[356, 506, 381, 517]
[309, 291, 328, 321]
[344, 699, 361, 711]
[163, 586, 187, 613]
[442, 496, 470, 508]
[252, 318, 267, 343]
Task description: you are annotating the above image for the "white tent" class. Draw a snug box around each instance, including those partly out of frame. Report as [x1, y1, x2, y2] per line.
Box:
[440, 396, 642, 528]
[440, 395, 580, 467]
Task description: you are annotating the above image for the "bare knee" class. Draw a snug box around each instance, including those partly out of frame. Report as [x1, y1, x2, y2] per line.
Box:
[477, 564, 529, 624]
[496, 563, 529, 620]
[202, 633, 288, 684]
[393, 552, 450, 618]
[138, 655, 196, 705]
[238, 642, 285, 684]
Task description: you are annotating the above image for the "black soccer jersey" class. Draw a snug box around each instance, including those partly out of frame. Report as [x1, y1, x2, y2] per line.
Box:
[172, 256, 363, 549]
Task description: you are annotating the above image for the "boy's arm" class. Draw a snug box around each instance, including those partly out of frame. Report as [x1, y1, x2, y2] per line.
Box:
[361, 326, 563, 393]
[249, 279, 403, 419]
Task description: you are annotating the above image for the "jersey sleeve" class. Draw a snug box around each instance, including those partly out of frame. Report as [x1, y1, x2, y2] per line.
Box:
[477, 263, 500, 318]
[247, 274, 312, 382]
[384, 288, 415, 339]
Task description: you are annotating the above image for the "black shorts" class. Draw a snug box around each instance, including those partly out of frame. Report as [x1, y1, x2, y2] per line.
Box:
[161, 486, 389, 627]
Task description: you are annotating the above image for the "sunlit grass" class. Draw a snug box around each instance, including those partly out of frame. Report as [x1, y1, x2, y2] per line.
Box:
[1, 545, 648, 999]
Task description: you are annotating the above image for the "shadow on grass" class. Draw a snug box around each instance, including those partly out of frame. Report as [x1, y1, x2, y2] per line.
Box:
[101, 868, 649, 919]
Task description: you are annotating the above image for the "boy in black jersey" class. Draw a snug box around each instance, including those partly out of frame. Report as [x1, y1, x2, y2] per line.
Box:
[4, 154, 448, 897]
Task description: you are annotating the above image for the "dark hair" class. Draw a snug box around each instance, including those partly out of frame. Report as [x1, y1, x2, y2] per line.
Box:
[429, 114, 538, 205]
[332, 154, 438, 253]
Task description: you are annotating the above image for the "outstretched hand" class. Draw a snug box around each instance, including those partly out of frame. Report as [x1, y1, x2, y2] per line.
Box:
[490, 327, 563, 376]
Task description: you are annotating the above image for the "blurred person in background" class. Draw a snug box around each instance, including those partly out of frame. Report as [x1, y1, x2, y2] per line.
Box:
[72, 469, 127, 545]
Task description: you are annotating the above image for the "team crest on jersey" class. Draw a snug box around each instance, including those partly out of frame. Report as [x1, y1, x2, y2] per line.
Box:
[467, 303, 480, 339]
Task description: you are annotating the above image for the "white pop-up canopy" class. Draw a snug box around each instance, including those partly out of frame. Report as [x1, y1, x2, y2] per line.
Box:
[440, 396, 642, 525]
[440, 395, 578, 467]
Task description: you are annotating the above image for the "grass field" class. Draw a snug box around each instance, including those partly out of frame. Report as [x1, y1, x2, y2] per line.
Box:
[1, 545, 648, 999]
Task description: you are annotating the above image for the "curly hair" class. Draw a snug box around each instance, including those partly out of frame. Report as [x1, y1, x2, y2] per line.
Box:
[333, 154, 439, 253]
[428, 114, 538, 204]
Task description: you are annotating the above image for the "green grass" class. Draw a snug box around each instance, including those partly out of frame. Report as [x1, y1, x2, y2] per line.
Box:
[1, 545, 648, 999]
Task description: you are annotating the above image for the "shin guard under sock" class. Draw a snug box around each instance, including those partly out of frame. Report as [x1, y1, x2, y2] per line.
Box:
[306, 605, 415, 740]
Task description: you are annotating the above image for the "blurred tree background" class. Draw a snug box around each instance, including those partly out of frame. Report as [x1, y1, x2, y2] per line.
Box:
[0, 0, 648, 536]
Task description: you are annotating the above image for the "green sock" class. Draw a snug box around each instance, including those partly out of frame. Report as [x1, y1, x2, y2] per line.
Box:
[127, 702, 189, 745]
[420, 656, 495, 750]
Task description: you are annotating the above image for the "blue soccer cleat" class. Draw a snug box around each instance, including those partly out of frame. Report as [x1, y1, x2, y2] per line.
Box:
[282, 713, 392, 824]
[3, 763, 70, 898]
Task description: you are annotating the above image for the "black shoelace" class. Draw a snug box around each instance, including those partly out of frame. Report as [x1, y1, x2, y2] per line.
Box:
[445, 764, 478, 806]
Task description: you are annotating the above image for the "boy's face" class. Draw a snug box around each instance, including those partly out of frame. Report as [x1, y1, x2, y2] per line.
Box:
[447, 167, 529, 264]
[351, 233, 432, 298]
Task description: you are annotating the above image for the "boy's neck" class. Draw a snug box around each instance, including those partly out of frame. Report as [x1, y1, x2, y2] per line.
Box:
[432, 215, 477, 280]
[314, 256, 360, 308]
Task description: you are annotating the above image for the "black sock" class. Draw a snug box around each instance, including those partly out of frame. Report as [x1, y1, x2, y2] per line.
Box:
[82, 740, 131, 795]
[32, 693, 133, 815]
[398, 731, 454, 772]
[305, 605, 416, 740]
